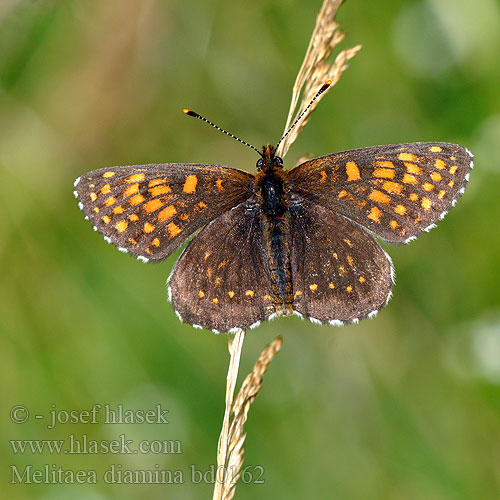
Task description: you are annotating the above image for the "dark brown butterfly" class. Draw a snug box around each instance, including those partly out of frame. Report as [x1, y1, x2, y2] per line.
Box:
[74, 128, 472, 333]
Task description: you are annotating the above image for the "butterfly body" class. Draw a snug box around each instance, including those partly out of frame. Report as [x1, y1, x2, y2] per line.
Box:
[253, 145, 294, 316]
[74, 141, 473, 333]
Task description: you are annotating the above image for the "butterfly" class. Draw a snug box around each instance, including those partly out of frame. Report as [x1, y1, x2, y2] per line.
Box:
[74, 126, 473, 333]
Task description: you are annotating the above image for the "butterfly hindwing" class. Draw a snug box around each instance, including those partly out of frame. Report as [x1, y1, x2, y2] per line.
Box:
[288, 142, 473, 244]
[289, 200, 394, 324]
[168, 200, 275, 333]
[74, 163, 253, 262]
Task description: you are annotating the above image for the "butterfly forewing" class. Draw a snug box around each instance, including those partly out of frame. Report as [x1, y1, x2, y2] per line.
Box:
[168, 200, 275, 333]
[289, 200, 393, 324]
[74, 163, 253, 261]
[289, 142, 473, 244]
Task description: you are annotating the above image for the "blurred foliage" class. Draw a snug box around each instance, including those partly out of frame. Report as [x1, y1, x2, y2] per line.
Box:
[1, 0, 500, 499]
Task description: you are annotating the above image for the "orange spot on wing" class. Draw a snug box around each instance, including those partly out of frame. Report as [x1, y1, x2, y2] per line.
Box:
[435, 159, 446, 170]
[245, 290, 254, 297]
[409, 193, 418, 201]
[449, 166, 458, 174]
[199, 290, 205, 298]
[346, 285, 353, 293]
[431, 172, 442, 182]
[309, 284, 318, 291]
[152, 237, 160, 247]
[102, 171, 116, 178]
[405, 163, 422, 175]
[90, 192, 97, 201]
[102, 215, 111, 224]
[157, 204, 177, 222]
[403, 174, 417, 184]
[319, 171, 327, 182]
[368, 206, 382, 223]
[394, 204, 406, 215]
[144, 222, 154, 233]
[113, 205, 124, 214]
[346, 161, 360, 181]
[123, 183, 139, 197]
[390, 220, 398, 229]
[105, 196, 116, 207]
[398, 152, 418, 162]
[115, 220, 128, 232]
[383, 181, 403, 194]
[149, 185, 172, 197]
[183, 175, 198, 193]
[448, 181, 454, 187]
[127, 173, 145, 183]
[347, 255, 354, 267]
[359, 276, 366, 283]
[338, 190, 348, 198]
[438, 190, 446, 199]
[422, 183, 434, 191]
[228, 291, 235, 298]
[212, 298, 219, 304]
[421, 198, 432, 210]
[429, 146, 443, 152]
[369, 190, 390, 204]
[129, 213, 139, 221]
[373, 167, 395, 178]
[129, 194, 145, 205]
[101, 184, 111, 194]
[143, 199, 163, 213]
[94, 207, 100, 213]
[167, 222, 182, 237]
[216, 179, 224, 191]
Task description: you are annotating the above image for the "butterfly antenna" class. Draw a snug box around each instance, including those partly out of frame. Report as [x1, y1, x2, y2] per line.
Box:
[183, 109, 262, 156]
[275, 80, 332, 152]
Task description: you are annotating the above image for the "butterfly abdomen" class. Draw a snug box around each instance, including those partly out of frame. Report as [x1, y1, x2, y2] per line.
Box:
[255, 164, 294, 315]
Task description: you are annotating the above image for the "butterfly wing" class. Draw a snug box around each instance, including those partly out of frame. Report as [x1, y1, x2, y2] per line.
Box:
[288, 142, 473, 244]
[289, 200, 394, 324]
[168, 200, 275, 333]
[74, 163, 253, 262]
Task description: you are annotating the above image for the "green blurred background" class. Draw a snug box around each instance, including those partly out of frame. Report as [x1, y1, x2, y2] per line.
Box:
[1, 0, 499, 498]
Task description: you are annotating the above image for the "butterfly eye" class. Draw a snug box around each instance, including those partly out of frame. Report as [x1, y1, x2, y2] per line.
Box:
[275, 156, 283, 168]
[256, 158, 264, 170]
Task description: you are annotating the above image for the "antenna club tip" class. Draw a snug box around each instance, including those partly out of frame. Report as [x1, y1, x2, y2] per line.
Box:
[320, 81, 332, 92]
[183, 108, 198, 117]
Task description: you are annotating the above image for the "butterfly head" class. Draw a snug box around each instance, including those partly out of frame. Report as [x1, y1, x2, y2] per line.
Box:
[257, 145, 284, 172]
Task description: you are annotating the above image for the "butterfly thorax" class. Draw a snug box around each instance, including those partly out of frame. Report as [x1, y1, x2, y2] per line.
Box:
[253, 145, 293, 315]
[254, 145, 289, 216]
